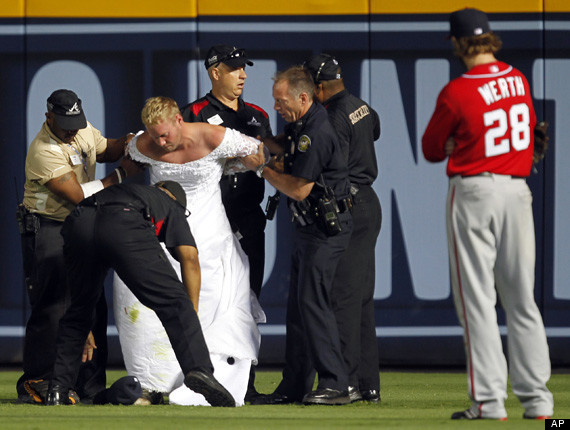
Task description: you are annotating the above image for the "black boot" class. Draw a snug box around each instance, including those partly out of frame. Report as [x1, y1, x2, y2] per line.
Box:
[45, 384, 77, 406]
[184, 370, 235, 407]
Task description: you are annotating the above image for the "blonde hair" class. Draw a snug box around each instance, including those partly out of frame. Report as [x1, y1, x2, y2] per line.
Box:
[273, 66, 315, 100]
[141, 96, 181, 127]
[452, 32, 502, 58]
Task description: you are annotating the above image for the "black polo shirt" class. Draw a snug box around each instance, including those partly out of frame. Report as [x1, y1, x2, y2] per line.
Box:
[181, 92, 272, 139]
[180, 93, 272, 218]
[284, 102, 350, 204]
[83, 184, 196, 251]
[323, 89, 380, 185]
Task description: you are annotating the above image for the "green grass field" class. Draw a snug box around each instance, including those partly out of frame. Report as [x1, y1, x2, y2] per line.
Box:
[0, 369, 567, 429]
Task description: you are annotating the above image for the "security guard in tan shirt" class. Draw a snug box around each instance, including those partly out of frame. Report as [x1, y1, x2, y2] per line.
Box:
[17, 89, 140, 404]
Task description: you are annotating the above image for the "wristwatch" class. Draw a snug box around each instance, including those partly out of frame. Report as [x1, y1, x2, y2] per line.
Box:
[256, 163, 266, 178]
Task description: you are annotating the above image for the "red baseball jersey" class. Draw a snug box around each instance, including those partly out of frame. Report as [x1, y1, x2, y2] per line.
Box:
[422, 61, 536, 177]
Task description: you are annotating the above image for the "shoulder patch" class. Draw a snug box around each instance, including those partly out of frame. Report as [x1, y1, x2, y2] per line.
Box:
[190, 99, 210, 117]
[244, 102, 269, 119]
[298, 135, 311, 152]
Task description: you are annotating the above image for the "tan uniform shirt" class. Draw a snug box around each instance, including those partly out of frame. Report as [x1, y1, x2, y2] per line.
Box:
[23, 121, 107, 221]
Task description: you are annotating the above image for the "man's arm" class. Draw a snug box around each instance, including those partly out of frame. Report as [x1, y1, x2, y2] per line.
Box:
[45, 171, 86, 205]
[96, 133, 135, 163]
[46, 157, 144, 205]
[372, 106, 381, 141]
[261, 167, 314, 201]
[422, 93, 458, 162]
[262, 134, 287, 155]
[173, 245, 201, 313]
[241, 144, 314, 201]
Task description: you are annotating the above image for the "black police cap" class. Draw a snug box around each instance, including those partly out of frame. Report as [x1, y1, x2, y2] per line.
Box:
[304, 53, 342, 84]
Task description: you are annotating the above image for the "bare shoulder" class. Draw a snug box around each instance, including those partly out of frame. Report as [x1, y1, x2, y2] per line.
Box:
[184, 122, 226, 150]
[207, 124, 227, 150]
[134, 131, 150, 152]
[134, 132, 164, 160]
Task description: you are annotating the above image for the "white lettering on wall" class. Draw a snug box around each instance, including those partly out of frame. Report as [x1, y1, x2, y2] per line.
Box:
[533, 59, 570, 299]
[365, 59, 450, 300]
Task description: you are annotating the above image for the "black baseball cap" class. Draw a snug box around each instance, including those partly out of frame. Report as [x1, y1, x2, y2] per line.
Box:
[204, 45, 253, 69]
[47, 89, 87, 130]
[449, 8, 491, 39]
[92, 376, 143, 405]
[303, 54, 342, 84]
[155, 180, 187, 209]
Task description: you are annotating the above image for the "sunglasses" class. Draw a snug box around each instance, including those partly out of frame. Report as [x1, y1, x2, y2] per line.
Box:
[215, 48, 247, 66]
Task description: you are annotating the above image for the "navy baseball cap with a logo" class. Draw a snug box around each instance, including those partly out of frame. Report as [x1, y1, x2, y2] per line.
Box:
[204, 45, 253, 69]
[93, 376, 143, 405]
[303, 54, 342, 84]
[47, 89, 87, 130]
[449, 8, 491, 39]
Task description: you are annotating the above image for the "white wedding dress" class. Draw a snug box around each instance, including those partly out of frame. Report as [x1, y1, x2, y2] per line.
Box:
[113, 128, 265, 406]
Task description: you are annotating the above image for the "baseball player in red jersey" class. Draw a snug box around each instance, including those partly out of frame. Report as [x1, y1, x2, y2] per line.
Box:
[422, 8, 553, 421]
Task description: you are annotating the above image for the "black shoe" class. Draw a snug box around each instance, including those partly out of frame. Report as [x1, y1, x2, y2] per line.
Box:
[45, 385, 76, 406]
[451, 409, 507, 421]
[302, 388, 351, 405]
[184, 370, 235, 407]
[348, 386, 363, 403]
[244, 387, 262, 403]
[248, 391, 296, 405]
[360, 389, 380, 403]
[451, 410, 480, 420]
[23, 379, 49, 404]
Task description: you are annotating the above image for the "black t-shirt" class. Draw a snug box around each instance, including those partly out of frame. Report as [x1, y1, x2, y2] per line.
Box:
[323, 89, 380, 185]
[180, 92, 272, 218]
[284, 102, 350, 204]
[84, 184, 196, 250]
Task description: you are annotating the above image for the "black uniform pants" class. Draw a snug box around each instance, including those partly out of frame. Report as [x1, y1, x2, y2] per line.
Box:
[51, 205, 213, 391]
[332, 185, 382, 391]
[17, 216, 107, 399]
[230, 207, 266, 298]
[276, 212, 353, 400]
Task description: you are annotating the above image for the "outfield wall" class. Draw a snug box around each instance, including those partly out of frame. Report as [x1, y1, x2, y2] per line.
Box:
[1, 0, 569, 367]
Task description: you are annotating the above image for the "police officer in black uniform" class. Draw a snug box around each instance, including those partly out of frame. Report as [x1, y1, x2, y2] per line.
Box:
[45, 181, 235, 408]
[304, 54, 382, 403]
[181, 45, 273, 299]
[242, 66, 353, 405]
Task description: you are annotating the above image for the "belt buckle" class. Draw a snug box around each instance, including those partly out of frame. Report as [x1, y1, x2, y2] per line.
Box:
[350, 184, 359, 197]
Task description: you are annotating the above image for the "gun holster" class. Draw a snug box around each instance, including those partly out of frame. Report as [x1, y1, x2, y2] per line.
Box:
[16, 204, 40, 235]
[265, 192, 281, 220]
[317, 195, 342, 236]
[289, 199, 315, 227]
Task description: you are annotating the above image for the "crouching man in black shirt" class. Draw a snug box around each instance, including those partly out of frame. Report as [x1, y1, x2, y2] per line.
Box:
[45, 181, 235, 407]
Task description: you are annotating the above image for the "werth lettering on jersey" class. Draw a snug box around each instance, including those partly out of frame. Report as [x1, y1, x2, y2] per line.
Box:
[477, 76, 525, 106]
[349, 105, 370, 125]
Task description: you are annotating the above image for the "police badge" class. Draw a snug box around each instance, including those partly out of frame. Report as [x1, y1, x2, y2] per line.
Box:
[298, 135, 311, 152]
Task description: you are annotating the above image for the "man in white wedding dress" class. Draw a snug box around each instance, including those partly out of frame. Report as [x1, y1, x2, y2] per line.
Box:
[113, 96, 265, 406]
